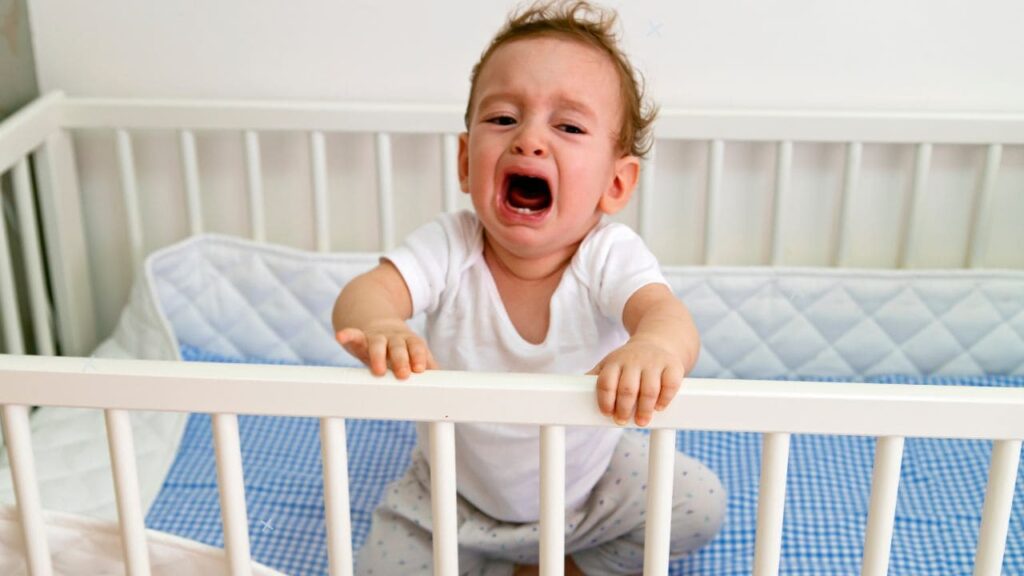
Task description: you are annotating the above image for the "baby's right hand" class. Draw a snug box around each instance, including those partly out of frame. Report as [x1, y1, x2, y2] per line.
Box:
[335, 320, 437, 379]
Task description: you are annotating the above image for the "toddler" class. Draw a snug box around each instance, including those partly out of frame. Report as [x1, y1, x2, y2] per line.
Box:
[333, 1, 726, 574]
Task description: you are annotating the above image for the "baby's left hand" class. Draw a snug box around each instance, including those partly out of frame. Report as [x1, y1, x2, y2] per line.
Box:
[589, 337, 685, 427]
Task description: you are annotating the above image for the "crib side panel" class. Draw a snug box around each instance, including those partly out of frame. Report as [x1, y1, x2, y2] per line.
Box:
[47, 102, 1024, 346]
[15, 97, 1024, 354]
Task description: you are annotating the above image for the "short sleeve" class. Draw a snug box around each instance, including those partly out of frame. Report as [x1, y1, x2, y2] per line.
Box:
[383, 219, 449, 316]
[575, 222, 669, 324]
[382, 211, 477, 317]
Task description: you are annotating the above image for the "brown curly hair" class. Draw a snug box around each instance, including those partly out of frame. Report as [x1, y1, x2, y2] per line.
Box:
[464, 0, 658, 158]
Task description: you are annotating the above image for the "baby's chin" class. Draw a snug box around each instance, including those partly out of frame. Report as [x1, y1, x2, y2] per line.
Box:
[481, 223, 592, 262]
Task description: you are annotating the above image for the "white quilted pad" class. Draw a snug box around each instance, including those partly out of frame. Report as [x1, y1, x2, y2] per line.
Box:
[0, 506, 284, 575]
[146, 235, 379, 367]
[0, 408, 185, 520]
[673, 269, 1024, 378]
[148, 234, 1024, 378]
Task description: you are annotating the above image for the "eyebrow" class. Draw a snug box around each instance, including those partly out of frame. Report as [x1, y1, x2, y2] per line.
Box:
[476, 92, 599, 121]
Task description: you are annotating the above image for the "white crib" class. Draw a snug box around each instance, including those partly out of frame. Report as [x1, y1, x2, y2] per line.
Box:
[0, 92, 1022, 575]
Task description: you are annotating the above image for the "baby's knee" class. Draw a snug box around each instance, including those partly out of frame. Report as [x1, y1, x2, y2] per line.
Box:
[669, 456, 726, 556]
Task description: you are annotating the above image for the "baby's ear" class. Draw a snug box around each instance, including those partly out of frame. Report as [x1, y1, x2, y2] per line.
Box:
[598, 155, 640, 215]
[458, 132, 470, 193]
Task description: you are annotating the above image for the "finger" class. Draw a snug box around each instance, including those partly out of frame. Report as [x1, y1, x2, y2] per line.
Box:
[335, 328, 367, 351]
[367, 335, 388, 376]
[335, 328, 359, 343]
[406, 336, 429, 373]
[633, 367, 663, 427]
[656, 364, 684, 411]
[613, 365, 641, 426]
[594, 363, 619, 417]
[388, 337, 412, 379]
[586, 361, 603, 376]
[335, 329, 369, 364]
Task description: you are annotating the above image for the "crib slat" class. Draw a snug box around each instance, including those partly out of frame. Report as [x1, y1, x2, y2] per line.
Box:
[244, 130, 265, 242]
[834, 142, 861, 267]
[116, 130, 145, 274]
[973, 439, 1022, 576]
[861, 435, 905, 576]
[643, 428, 676, 575]
[442, 134, 460, 213]
[310, 131, 331, 253]
[704, 140, 724, 265]
[430, 422, 458, 575]
[967, 144, 1002, 268]
[13, 158, 56, 356]
[753, 432, 790, 576]
[770, 141, 793, 265]
[105, 409, 152, 576]
[0, 184, 25, 353]
[638, 141, 657, 243]
[212, 413, 253, 576]
[899, 143, 932, 268]
[179, 130, 204, 235]
[540, 425, 566, 576]
[34, 130, 96, 357]
[1, 404, 53, 576]
[320, 417, 354, 576]
[375, 133, 395, 251]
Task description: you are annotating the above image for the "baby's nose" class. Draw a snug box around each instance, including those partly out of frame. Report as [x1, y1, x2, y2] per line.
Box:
[511, 128, 548, 157]
[513, 143, 546, 156]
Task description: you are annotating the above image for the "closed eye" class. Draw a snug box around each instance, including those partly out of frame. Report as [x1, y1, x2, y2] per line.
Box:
[559, 124, 586, 135]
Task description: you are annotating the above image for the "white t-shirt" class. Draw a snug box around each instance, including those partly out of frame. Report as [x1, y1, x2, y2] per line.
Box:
[385, 210, 669, 523]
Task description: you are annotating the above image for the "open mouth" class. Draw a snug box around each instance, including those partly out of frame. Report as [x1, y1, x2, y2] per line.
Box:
[504, 174, 552, 215]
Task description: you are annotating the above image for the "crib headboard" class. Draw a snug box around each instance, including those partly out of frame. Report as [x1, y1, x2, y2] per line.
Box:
[1, 92, 1023, 357]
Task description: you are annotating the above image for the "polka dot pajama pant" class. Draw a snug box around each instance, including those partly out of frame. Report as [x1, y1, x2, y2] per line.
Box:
[355, 430, 726, 576]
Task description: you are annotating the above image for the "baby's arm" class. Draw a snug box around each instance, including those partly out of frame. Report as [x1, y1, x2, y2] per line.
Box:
[332, 261, 436, 379]
[591, 284, 699, 427]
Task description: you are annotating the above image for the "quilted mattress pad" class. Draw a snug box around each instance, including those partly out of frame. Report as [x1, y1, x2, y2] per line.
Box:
[113, 233, 1024, 378]
[0, 507, 284, 575]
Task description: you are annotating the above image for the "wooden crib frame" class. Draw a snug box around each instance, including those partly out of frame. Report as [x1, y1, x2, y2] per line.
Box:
[0, 92, 1023, 576]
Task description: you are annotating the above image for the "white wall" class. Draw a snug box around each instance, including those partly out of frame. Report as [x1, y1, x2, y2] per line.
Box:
[24, 0, 1024, 344]
[27, 0, 1024, 111]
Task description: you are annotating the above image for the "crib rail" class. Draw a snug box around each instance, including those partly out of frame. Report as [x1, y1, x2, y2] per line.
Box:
[53, 97, 1024, 143]
[1, 355, 1024, 575]
[3, 356, 1024, 438]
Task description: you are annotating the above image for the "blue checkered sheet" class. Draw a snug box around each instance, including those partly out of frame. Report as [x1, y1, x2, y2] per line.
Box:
[145, 345, 1024, 575]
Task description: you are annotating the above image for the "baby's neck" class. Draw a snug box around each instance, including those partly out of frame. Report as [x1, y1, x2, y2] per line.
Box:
[481, 233, 578, 283]
[482, 235, 577, 345]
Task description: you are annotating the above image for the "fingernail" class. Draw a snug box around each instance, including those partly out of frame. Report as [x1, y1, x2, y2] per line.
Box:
[613, 418, 627, 427]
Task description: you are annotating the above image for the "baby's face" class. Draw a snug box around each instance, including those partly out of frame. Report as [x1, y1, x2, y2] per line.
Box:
[459, 35, 636, 262]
